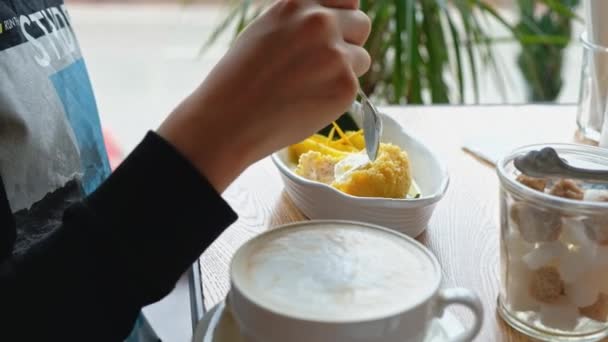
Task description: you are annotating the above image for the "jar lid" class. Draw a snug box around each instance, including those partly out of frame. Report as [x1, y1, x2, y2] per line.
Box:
[497, 143, 608, 212]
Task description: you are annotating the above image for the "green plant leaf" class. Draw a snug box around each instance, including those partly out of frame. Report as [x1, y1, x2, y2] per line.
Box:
[538, 0, 583, 21]
[360, 0, 370, 13]
[360, 0, 392, 96]
[445, 12, 465, 104]
[235, 0, 253, 35]
[517, 34, 570, 45]
[404, 0, 422, 104]
[421, 0, 449, 103]
[480, 1, 570, 46]
[201, 2, 242, 52]
[479, 2, 571, 48]
[393, 0, 406, 103]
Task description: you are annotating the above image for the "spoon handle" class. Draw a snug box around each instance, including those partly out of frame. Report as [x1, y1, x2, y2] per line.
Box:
[514, 147, 608, 182]
[560, 164, 608, 182]
[357, 89, 382, 162]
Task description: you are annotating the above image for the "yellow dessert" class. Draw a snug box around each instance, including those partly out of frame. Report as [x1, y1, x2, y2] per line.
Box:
[333, 144, 411, 199]
[289, 124, 416, 199]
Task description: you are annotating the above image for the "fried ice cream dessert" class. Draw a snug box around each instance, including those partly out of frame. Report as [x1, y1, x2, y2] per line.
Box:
[293, 143, 413, 199]
[332, 143, 411, 199]
[289, 121, 416, 199]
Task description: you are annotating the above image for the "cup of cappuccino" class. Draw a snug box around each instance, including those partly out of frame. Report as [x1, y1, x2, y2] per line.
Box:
[228, 221, 483, 342]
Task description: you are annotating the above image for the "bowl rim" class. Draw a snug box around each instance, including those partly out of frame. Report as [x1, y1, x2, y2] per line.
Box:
[271, 113, 450, 205]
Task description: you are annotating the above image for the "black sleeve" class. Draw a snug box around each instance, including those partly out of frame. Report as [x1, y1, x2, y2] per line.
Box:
[0, 132, 238, 341]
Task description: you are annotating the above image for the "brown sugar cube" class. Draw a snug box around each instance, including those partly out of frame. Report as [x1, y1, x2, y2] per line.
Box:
[580, 293, 608, 322]
[511, 202, 562, 243]
[529, 266, 564, 303]
[516, 174, 547, 192]
[549, 179, 585, 200]
[584, 216, 608, 246]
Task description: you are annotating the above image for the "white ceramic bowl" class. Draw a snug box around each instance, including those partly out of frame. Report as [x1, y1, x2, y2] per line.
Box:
[271, 111, 449, 237]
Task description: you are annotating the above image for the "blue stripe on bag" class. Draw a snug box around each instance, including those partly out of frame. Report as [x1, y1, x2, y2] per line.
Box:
[125, 313, 161, 342]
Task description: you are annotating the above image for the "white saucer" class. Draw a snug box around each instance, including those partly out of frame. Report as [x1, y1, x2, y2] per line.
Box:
[192, 301, 466, 342]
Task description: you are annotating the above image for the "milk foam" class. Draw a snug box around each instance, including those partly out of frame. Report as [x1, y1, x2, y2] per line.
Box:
[232, 223, 438, 322]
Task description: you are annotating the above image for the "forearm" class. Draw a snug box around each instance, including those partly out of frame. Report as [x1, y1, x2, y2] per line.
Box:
[158, 91, 256, 193]
[0, 132, 237, 340]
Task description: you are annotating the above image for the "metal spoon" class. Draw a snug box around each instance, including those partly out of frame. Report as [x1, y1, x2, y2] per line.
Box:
[336, 90, 383, 178]
[350, 89, 383, 162]
[514, 147, 608, 182]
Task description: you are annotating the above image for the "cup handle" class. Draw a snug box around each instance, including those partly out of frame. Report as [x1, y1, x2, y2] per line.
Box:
[436, 288, 484, 342]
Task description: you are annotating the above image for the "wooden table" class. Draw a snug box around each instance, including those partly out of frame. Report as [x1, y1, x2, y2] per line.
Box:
[200, 104, 587, 341]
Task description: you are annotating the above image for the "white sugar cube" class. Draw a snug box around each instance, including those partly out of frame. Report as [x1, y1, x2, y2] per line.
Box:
[506, 259, 539, 312]
[565, 281, 600, 308]
[508, 283, 541, 313]
[505, 230, 534, 261]
[523, 242, 566, 270]
[558, 242, 598, 284]
[540, 299, 580, 331]
[585, 217, 608, 246]
[561, 218, 591, 246]
[559, 252, 592, 283]
[584, 189, 608, 203]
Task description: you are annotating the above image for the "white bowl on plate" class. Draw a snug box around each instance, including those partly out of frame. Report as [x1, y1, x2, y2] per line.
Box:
[271, 111, 449, 237]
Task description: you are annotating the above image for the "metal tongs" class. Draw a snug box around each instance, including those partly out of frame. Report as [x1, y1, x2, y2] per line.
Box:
[350, 89, 383, 162]
[514, 147, 608, 182]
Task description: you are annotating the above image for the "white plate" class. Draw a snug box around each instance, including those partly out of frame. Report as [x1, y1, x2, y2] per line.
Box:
[193, 301, 465, 342]
[271, 111, 449, 237]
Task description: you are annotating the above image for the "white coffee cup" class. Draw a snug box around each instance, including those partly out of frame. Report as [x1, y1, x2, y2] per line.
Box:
[228, 220, 483, 342]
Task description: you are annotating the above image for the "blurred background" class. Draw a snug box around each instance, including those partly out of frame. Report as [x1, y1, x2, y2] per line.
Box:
[66, 0, 585, 153]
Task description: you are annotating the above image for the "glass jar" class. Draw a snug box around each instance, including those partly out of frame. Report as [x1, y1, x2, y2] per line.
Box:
[577, 32, 608, 144]
[497, 144, 608, 341]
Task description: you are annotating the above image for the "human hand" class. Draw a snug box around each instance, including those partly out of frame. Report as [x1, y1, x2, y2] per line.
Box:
[159, 0, 371, 192]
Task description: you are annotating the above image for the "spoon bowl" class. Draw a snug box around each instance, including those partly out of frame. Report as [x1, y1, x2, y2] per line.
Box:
[514, 147, 608, 182]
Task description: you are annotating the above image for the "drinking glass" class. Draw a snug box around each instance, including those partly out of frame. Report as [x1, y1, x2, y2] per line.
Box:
[577, 32, 608, 143]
